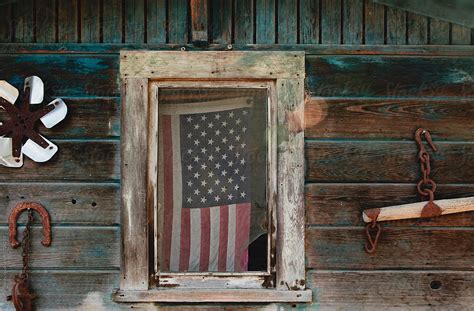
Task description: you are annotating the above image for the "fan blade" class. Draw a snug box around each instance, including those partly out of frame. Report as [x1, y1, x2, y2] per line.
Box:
[22, 135, 58, 162]
[0, 137, 23, 168]
[40, 98, 68, 128]
[0, 80, 19, 104]
[24, 76, 44, 104]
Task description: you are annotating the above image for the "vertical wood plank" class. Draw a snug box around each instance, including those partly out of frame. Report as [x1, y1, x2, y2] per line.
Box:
[407, 12, 427, 44]
[429, 18, 449, 45]
[121, 77, 149, 291]
[255, 0, 275, 44]
[321, 0, 341, 44]
[12, 0, 34, 43]
[58, 0, 78, 42]
[386, 6, 406, 44]
[211, 0, 232, 43]
[278, 0, 297, 44]
[190, 0, 209, 43]
[299, 0, 319, 44]
[234, 0, 254, 44]
[343, 0, 363, 44]
[36, 0, 56, 43]
[147, 0, 167, 43]
[451, 24, 471, 45]
[125, 0, 145, 43]
[168, 0, 189, 44]
[103, 0, 122, 43]
[0, 4, 12, 43]
[364, 0, 384, 44]
[81, 0, 101, 43]
[276, 78, 305, 290]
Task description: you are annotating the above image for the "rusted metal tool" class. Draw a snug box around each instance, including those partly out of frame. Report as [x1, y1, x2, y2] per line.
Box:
[7, 202, 51, 311]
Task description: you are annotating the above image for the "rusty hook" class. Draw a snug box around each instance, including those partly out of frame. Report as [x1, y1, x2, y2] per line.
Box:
[8, 202, 51, 249]
[415, 128, 437, 155]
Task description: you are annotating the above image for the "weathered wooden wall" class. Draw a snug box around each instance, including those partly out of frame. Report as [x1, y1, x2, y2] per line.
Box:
[0, 0, 473, 310]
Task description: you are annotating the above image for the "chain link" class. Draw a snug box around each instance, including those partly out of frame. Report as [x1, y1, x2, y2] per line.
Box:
[20, 209, 34, 280]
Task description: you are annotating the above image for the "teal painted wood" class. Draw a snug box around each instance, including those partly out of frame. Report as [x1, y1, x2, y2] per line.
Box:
[255, 0, 275, 44]
[299, 0, 320, 44]
[343, 0, 363, 44]
[168, 0, 189, 44]
[147, 0, 167, 43]
[451, 24, 471, 45]
[321, 0, 341, 44]
[386, 6, 406, 44]
[125, 0, 145, 43]
[81, 0, 101, 43]
[364, 0, 384, 44]
[234, 0, 254, 44]
[58, 0, 78, 43]
[211, 0, 232, 43]
[103, 0, 123, 43]
[278, 0, 297, 44]
[190, 0, 209, 42]
[35, 0, 56, 43]
[429, 18, 450, 45]
[407, 12, 428, 44]
[0, 4, 12, 43]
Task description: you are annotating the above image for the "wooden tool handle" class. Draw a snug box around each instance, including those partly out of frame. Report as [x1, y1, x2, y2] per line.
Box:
[362, 196, 474, 223]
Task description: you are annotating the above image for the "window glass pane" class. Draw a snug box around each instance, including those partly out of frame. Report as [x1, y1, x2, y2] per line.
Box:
[157, 88, 268, 273]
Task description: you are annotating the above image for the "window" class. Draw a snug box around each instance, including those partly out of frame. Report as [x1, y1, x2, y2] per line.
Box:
[116, 51, 310, 303]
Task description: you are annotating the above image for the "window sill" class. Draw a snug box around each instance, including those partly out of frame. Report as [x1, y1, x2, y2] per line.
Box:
[113, 288, 312, 303]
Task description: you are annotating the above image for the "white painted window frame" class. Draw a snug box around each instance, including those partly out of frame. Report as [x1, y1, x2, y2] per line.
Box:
[115, 51, 310, 303]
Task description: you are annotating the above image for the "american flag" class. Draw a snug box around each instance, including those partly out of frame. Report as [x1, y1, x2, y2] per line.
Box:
[158, 97, 253, 273]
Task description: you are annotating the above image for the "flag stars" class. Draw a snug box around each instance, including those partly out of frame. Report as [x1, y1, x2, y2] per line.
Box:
[241, 142, 247, 148]
[215, 129, 221, 136]
[222, 121, 228, 127]
[194, 189, 201, 195]
[187, 149, 193, 155]
[240, 192, 246, 198]
[201, 115, 207, 121]
[193, 172, 201, 179]
[201, 147, 207, 154]
[227, 177, 234, 184]
[222, 154, 228, 160]
[236, 118, 241, 125]
[187, 197, 193, 203]
[201, 180, 207, 187]
[207, 188, 214, 194]
[187, 164, 193, 171]
[229, 111, 234, 118]
[240, 158, 246, 165]
[208, 122, 214, 128]
[193, 156, 200, 162]
[194, 139, 200, 146]
[227, 194, 233, 200]
[242, 127, 247, 132]
[242, 110, 248, 115]
[214, 195, 220, 202]
[208, 138, 214, 145]
[194, 124, 200, 130]
[228, 145, 235, 151]
[221, 186, 227, 193]
[186, 116, 193, 122]
[187, 133, 192, 139]
[201, 131, 207, 137]
[187, 181, 193, 187]
[221, 170, 227, 176]
[200, 197, 207, 203]
[228, 160, 234, 167]
[222, 137, 228, 144]
[215, 114, 221, 120]
[208, 171, 214, 178]
[200, 163, 207, 170]
[208, 154, 214, 161]
[229, 129, 234, 135]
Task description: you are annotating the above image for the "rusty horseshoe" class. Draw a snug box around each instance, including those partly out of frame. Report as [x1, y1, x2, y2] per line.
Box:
[8, 202, 51, 249]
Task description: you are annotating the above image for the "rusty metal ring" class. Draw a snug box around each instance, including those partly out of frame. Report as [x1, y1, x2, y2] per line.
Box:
[417, 179, 437, 196]
[8, 202, 51, 249]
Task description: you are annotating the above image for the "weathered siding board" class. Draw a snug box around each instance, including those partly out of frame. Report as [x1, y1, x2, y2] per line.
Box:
[0, 183, 120, 225]
[277, 0, 298, 44]
[305, 183, 474, 227]
[0, 54, 119, 97]
[321, 0, 341, 44]
[451, 24, 472, 45]
[81, 0, 101, 43]
[306, 141, 474, 183]
[0, 227, 120, 268]
[211, 0, 232, 44]
[58, 0, 78, 43]
[343, 0, 363, 44]
[299, 0, 320, 44]
[36, 0, 56, 43]
[0, 4, 12, 43]
[386, 7, 406, 45]
[305, 98, 474, 140]
[103, 0, 123, 43]
[255, 0, 276, 44]
[12, 0, 34, 43]
[407, 13, 428, 45]
[125, 0, 145, 43]
[364, 0, 384, 44]
[305, 56, 474, 97]
[147, 0, 167, 44]
[168, 0, 189, 44]
[430, 18, 450, 45]
[0, 141, 119, 181]
[234, 0, 254, 44]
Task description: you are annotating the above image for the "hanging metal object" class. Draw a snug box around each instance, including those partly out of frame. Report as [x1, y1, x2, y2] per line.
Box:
[0, 76, 68, 167]
[7, 202, 52, 311]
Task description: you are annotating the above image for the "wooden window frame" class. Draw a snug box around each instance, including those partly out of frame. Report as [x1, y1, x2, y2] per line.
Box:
[115, 51, 310, 303]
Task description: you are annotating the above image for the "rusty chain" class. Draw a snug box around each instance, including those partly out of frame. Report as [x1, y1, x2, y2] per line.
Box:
[20, 210, 34, 280]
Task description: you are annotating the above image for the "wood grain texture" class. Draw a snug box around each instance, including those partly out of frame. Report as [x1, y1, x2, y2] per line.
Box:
[407, 12, 428, 45]
[299, 0, 320, 44]
[305, 183, 474, 227]
[35, 0, 56, 43]
[343, 0, 363, 44]
[305, 56, 474, 97]
[211, 0, 232, 44]
[0, 183, 119, 225]
[321, 0, 341, 44]
[234, 0, 254, 44]
[125, 0, 145, 43]
[364, 0, 384, 44]
[120, 78, 149, 290]
[451, 24, 471, 45]
[429, 18, 449, 45]
[168, 0, 189, 44]
[0, 141, 119, 181]
[305, 98, 474, 140]
[0, 226, 119, 268]
[386, 7, 406, 45]
[0, 54, 119, 97]
[190, 0, 209, 43]
[58, 0, 78, 43]
[147, 0, 167, 44]
[81, 0, 100, 43]
[277, 0, 297, 44]
[103, 0, 123, 43]
[255, 0, 275, 44]
[0, 4, 12, 43]
[305, 141, 474, 183]
[306, 227, 474, 270]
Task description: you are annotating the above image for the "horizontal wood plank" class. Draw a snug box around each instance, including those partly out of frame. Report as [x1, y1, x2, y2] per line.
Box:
[0, 183, 119, 225]
[306, 227, 474, 270]
[0, 140, 119, 182]
[0, 54, 119, 96]
[305, 141, 474, 183]
[0, 227, 119, 268]
[305, 98, 474, 140]
[305, 56, 474, 97]
[305, 183, 474, 227]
